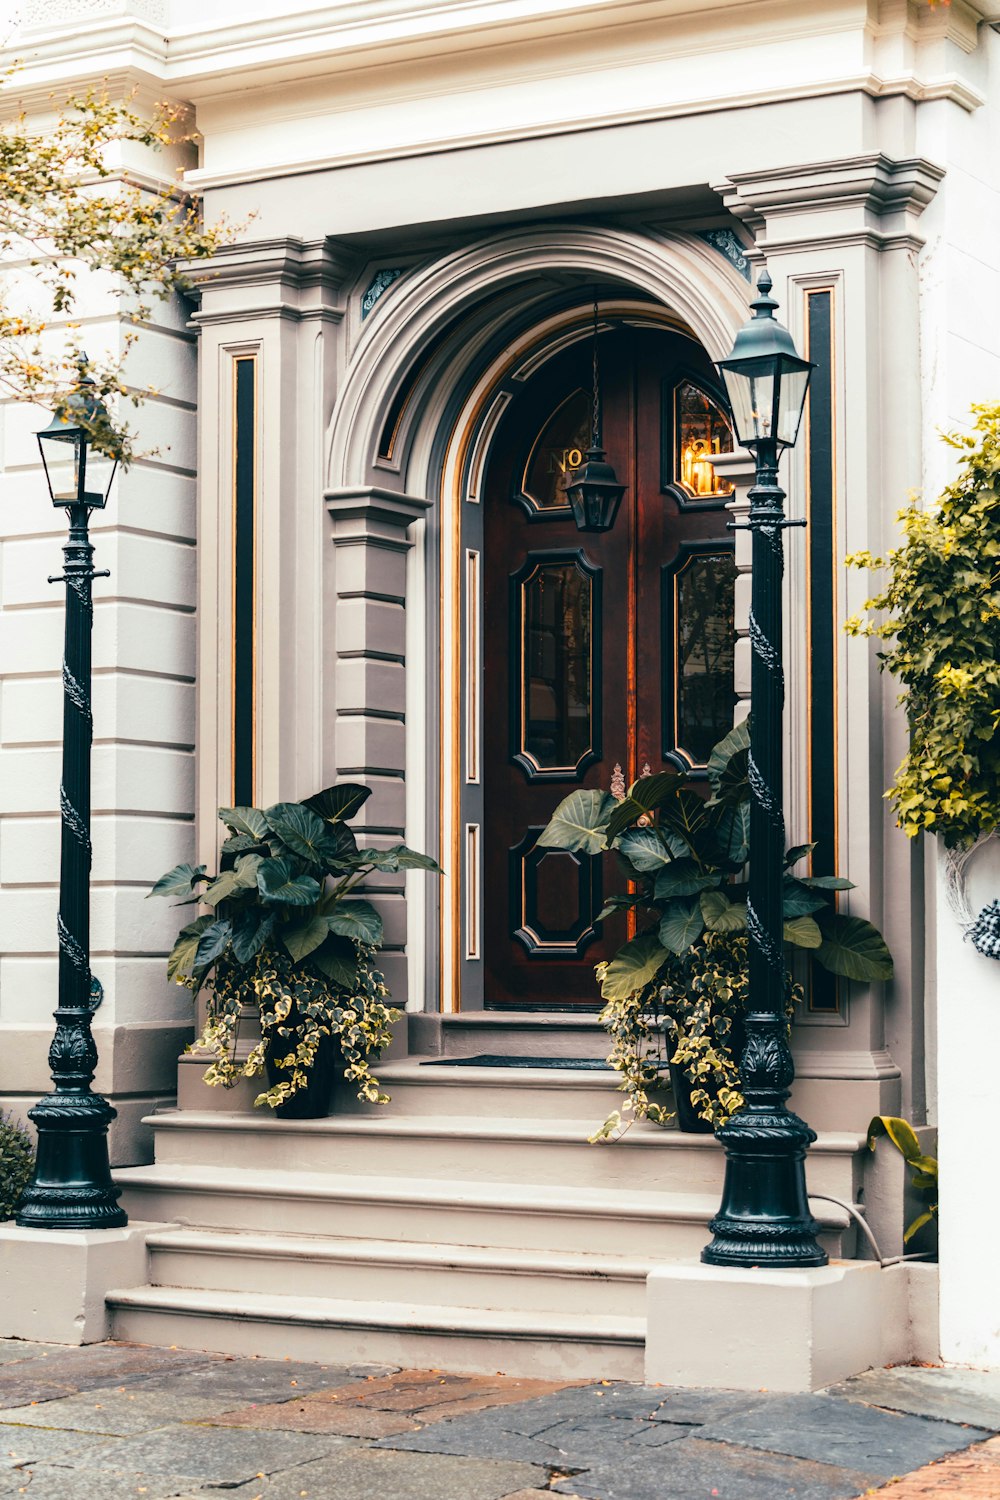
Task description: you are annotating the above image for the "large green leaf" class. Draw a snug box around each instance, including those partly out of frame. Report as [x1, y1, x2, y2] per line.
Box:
[325, 898, 383, 947]
[598, 935, 668, 1001]
[312, 934, 359, 989]
[705, 801, 750, 868]
[653, 860, 721, 900]
[784, 843, 816, 869]
[658, 899, 706, 954]
[264, 802, 343, 867]
[230, 911, 274, 964]
[536, 790, 613, 854]
[783, 915, 822, 949]
[617, 828, 676, 873]
[816, 912, 894, 981]
[302, 783, 372, 824]
[706, 718, 751, 803]
[218, 806, 270, 840]
[700, 889, 747, 933]
[368, 844, 441, 872]
[203, 856, 263, 908]
[167, 915, 213, 983]
[605, 771, 685, 842]
[256, 857, 322, 907]
[782, 879, 828, 918]
[194, 919, 232, 971]
[800, 875, 854, 891]
[148, 863, 206, 900]
[282, 914, 331, 964]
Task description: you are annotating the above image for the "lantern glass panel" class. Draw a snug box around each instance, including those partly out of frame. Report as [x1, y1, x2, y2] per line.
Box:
[39, 429, 83, 506]
[84, 446, 117, 507]
[720, 361, 777, 447]
[776, 363, 811, 447]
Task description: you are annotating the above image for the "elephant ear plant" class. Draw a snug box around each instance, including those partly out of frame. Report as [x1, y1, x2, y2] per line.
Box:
[151, 785, 439, 1112]
[538, 721, 893, 1136]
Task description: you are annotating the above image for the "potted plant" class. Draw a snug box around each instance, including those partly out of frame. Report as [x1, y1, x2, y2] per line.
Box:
[150, 784, 438, 1118]
[537, 721, 893, 1136]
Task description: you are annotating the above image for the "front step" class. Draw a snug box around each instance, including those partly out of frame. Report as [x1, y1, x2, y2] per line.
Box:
[106, 1284, 646, 1381]
[145, 1227, 652, 1316]
[144, 1108, 866, 1204]
[116, 1163, 853, 1260]
[341, 1059, 625, 1119]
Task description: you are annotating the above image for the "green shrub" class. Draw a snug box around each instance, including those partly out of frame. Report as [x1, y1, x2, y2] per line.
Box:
[0, 1114, 34, 1221]
[847, 404, 1000, 848]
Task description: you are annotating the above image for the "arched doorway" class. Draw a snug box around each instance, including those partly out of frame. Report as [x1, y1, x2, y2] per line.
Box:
[475, 322, 737, 1008]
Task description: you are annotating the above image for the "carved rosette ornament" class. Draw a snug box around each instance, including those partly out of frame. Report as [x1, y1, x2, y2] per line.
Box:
[702, 442, 825, 1268]
[16, 504, 125, 1230]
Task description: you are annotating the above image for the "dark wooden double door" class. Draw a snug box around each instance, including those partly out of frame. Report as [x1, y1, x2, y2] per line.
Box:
[480, 324, 737, 1009]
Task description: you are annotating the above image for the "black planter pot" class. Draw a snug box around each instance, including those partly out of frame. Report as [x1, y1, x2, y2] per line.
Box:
[667, 1062, 716, 1134]
[263, 1027, 339, 1120]
[668, 1019, 745, 1135]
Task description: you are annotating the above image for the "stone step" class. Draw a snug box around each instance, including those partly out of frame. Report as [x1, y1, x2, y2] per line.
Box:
[339, 1059, 625, 1120]
[115, 1164, 855, 1260]
[145, 1227, 653, 1317]
[143, 1110, 866, 1203]
[410, 1012, 608, 1060]
[105, 1284, 647, 1381]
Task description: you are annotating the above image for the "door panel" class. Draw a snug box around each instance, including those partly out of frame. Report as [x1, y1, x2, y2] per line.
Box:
[480, 325, 735, 1009]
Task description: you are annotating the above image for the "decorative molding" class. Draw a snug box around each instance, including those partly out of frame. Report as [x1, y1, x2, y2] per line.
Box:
[699, 228, 751, 281]
[716, 153, 945, 254]
[362, 269, 404, 320]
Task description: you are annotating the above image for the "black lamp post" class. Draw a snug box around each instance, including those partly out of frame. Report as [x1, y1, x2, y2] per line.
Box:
[701, 270, 826, 1268]
[16, 365, 127, 1230]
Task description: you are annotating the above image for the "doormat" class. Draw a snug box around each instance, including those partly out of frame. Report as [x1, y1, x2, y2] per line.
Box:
[421, 1054, 614, 1070]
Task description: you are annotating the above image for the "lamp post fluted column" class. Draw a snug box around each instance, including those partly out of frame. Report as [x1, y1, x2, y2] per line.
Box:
[16, 500, 126, 1229]
[701, 442, 825, 1267]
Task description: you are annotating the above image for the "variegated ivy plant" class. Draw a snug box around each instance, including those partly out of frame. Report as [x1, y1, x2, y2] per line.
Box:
[538, 720, 893, 1133]
[150, 785, 438, 1110]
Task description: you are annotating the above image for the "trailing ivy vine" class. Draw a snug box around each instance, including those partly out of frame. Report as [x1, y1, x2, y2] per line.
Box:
[847, 404, 1000, 848]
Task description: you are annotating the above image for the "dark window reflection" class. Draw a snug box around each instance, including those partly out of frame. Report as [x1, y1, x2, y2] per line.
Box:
[675, 551, 737, 765]
[522, 390, 592, 511]
[523, 562, 592, 769]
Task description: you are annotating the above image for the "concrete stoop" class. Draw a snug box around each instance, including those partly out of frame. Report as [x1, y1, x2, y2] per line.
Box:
[69, 1056, 897, 1383]
[0, 1054, 936, 1386]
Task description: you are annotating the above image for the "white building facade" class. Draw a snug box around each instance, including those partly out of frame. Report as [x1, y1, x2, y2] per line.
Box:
[1, 0, 999, 1382]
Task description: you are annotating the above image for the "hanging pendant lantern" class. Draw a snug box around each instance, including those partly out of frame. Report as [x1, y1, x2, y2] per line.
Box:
[565, 299, 627, 533]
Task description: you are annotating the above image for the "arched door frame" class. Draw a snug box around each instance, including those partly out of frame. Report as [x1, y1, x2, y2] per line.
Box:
[325, 224, 753, 1013]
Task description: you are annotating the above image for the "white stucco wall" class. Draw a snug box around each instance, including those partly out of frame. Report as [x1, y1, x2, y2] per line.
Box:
[0, 133, 199, 1159]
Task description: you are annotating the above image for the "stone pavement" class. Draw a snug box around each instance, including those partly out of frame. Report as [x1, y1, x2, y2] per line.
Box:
[0, 1341, 998, 1500]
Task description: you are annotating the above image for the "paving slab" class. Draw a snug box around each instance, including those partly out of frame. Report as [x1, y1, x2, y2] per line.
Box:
[0, 1344, 66, 1367]
[0, 1422, 127, 1469]
[0, 1385, 247, 1435]
[696, 1392, 992, 1478]
[0, 1375, 81, 1407]
[0, 1464, 209, 1500]
[118, 1358, 363, 1403]
[209, 1397, 419, 1437]
[552, 1435, 882, 1500]
[646, 1388, 768, 1425]
[60, 1424, 354, 1481]
[826, 1365, 1000, 1431]
[181, 1446, 549, 1500]
[0, 1346, 216, 1403]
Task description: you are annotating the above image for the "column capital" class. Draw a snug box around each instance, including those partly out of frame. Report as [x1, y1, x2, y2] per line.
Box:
[188, 237, 356, 328]
[714, 154, 945, 257]
[326, 487, 431, 550]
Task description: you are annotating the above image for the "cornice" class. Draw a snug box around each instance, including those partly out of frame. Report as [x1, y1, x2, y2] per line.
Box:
[184, 237, 358, 295]
[721, 154, 946, 218]
[182, 75, 973, 195]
